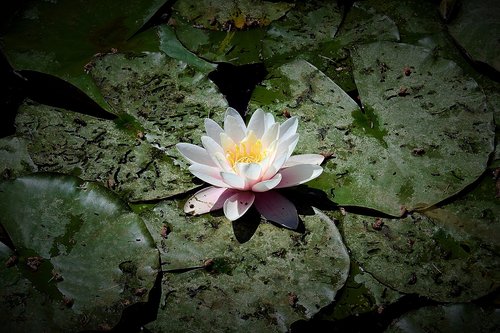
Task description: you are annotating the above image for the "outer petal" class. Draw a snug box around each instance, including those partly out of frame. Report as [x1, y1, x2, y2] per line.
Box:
[236, 163, 262, 181]
[254, 191, 298, 229]
[176, 143, 216, 167]
[223, 191, 255, 221]
[220, 172, 246, 190]
[282, 154, 325, 168]
[189, 164, 228, 188]
[251, 173, 282, 192]
[275, 164, 323, 188]
[204, 118, 224, 144]
[279, 116, 298, 142]
[247, 108, 266, 139]
[184, 186, 236, 215]
[261, 122, 280, 148]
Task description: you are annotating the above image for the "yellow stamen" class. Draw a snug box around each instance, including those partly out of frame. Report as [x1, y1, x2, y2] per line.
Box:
[226, 136, 267, 167]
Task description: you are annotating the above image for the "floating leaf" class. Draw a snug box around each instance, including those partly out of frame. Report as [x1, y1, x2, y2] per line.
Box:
[251, 43, 494, 216]
[447, 0, 500, 72]
[14, 52, 227, 201]
[342, 212, 500, 302]
[142, 202, 349, 332]
[1, 0, 166, 111]
[0, 173, 160, 331]
[0, 136, 37, 178]
[385, 303, 500, 333]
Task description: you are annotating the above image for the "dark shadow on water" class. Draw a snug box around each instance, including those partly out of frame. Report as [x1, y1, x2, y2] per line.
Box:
[231, 206, 261, 244]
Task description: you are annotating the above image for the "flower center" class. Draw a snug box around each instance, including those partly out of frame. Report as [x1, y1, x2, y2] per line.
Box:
[226, 139, 266, 167]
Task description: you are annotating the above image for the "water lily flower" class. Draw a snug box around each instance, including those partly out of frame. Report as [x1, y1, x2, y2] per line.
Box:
[176, 107, 324, 229]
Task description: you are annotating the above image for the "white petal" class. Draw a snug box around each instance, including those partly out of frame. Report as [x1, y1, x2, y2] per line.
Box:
[204, 118, 224, 144]
[247, 109, 265, 138]
[279, 116, 298, 142]
[282, 154, 325, 168]
[176, 143, 216, 167]
[189, 164, 228, 188]
[220, 172, 246, 189]
[225, 115, 246, 143]
[254, 191, 298, 229]
[275, 164, 323, 188]
[277, 133, 299, 159]
[184, 187, 235, 215]
[201, 136, 230, 170]
[213, 152, 232, 172]
[236, 163, 262, 181]
[261, 122, 279, 148]
[252, 173, 282, 192]
[223, 192, 255, 221]
[264, 112, 275, 131]
[262, 149, 288, 180]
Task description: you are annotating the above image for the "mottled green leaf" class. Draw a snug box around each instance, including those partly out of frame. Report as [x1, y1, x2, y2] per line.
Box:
[0, 136, 37, 178]
[342, 212, 500, 302]
[14, 52, 227, 201]
[0, 173, 160, 331]
[142, 202, 349, 332]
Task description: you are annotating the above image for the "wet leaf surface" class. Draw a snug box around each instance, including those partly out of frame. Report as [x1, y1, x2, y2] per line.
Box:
[0, 173, 160, 331]
[142, 202, 349, 332]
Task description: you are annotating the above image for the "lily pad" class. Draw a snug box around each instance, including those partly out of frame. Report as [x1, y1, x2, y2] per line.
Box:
[14, 52, 227, 201]
[1, 0, 166, 111]
[0, 173, 160, 331]
[447, 0, 500, 72]
[0, 136, 37, 178]
[142, 202, 350, 332]
[342, 212, 500, 302]
[251, 44, 494, 216]
[385, 303, 500, 333]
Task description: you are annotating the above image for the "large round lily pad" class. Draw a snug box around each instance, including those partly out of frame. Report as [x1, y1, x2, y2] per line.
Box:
[142, 202, 349, 332]
[251, 44, 494, 216]
[342, 212, 500, 302]
[14, 52, 227, 201]
[0, 173, 160, 331]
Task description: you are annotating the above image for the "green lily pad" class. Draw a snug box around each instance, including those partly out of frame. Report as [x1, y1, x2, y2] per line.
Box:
[142, 202, 349, 332]
[447, 0, 500, 72]
[251, 43, 494, 216]
[342, 212, 500, 302]
[385, 303, 500, 333]
[1, 0, 166, 111]
[0, 173, 160, 331]
[14, 52, 227, 201]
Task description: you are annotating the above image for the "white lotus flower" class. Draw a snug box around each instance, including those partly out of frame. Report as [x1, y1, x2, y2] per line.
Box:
[176, 107, 324, 229]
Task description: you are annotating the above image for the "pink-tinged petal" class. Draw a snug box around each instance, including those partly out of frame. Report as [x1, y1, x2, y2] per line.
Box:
[189, 164, 228, 188]
[236, 163, 262, 181]
[176, 143, 216, 167]
[261, 122, 279, 148]
[282, 154, 325, 168]
[254, 191, 298, 229]
[252, 173, 282, 192]
[184, 186, 236, 215]
[279, 116, 298, 142]
[275, 164, 323, 188]
[220, 172, 246, 190]
[247, 109, 265, 138]
[204, 118, 224, 144]
[223, 191, 255, 221]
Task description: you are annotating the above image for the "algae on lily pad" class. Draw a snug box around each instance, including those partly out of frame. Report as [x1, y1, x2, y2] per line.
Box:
[0, 136, 37, 178]
[142, 202, 349, 332]
[14, 52, 228, 201]
[0, 173, 160, 332]
[251, 43, 494, 216]
[342, 212, 500, 302]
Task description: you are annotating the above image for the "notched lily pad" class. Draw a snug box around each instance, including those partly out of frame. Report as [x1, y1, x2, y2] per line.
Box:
[0, 173, 160, 332]
[142, 202, 349, 332]
[342, 212, 500, 302]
